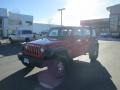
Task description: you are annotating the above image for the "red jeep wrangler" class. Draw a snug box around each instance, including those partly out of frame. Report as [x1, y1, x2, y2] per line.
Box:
[18, 26, 99, 77]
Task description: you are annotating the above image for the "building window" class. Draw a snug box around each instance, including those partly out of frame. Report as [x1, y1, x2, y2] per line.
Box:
[8, 19, 22, 25]
[0, 19, 2, 27]
[26, 21, 33, 25]
[19, 21, 22, 25]
[0, 18, 2, 24]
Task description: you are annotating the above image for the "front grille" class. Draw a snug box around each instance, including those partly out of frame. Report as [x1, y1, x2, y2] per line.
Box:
[23, 44, 43, 58]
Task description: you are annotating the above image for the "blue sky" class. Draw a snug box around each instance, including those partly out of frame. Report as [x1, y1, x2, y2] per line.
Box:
[0, 0, 65, 18]
[0, 0, 120, 26]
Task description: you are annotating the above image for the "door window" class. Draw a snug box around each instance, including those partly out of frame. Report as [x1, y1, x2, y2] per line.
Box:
[61, 29, 68, 36]
[22, 30, 32, 34]
[92, 29, 96, 37]
[83, 29, 90, 36]
[73, 29, 82, 37]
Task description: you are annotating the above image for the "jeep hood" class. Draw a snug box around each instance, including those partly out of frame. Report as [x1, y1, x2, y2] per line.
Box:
[29, 38, 59, 45]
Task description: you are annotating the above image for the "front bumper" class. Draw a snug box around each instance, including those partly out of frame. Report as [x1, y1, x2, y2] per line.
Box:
[17, 52, 44, 68]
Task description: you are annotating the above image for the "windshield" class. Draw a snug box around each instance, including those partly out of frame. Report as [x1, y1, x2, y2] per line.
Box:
[22, 30, 32, 34]
[48, 28, 92, 37]
[48, 28, 72, 37]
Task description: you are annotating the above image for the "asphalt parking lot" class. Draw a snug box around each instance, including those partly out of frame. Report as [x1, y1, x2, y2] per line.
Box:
[0, 40, 119, 90]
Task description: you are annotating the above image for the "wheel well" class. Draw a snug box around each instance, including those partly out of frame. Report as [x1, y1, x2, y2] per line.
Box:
[54, 50, 68, 57]
[44, 47, 70, 59]
[53, 47, 68, 56]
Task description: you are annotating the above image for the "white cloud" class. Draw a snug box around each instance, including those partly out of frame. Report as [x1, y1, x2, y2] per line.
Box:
[34, 0, 109, 26]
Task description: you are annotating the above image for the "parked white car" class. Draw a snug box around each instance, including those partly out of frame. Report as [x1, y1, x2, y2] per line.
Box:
[9, 30, 34, 43]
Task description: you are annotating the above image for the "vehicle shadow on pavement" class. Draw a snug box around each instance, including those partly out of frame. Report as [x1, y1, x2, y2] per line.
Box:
[0, 43, 22, 58]
[0, 67, 39, 90]
[0, 60, 117, 90]
[55, 60, 117, 90]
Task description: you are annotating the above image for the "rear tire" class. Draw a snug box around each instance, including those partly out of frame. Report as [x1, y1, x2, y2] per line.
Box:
[89, 44, 99, 61]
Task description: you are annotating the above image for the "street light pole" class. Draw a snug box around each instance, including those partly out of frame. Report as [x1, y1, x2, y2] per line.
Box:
[58, 8, 65, 27]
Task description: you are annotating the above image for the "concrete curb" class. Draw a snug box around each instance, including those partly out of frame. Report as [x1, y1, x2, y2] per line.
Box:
[98, 38, 120, 41]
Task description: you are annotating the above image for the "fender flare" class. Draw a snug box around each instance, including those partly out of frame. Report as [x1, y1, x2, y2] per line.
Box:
[44, 47, 69, 59]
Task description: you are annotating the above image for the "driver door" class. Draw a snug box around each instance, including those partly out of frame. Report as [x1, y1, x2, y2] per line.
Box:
[70, 29, 84, 57]
[63, 29, 83, 57]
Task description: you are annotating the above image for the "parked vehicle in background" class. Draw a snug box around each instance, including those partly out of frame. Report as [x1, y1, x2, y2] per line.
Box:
[18, 26, 99, 78]
[100, 33, 111, 38]
[111, 33, 120, 38]
[8, 30, 34, 43]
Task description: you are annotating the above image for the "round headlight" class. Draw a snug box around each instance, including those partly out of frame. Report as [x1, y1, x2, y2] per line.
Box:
[40, 48, 45, 53]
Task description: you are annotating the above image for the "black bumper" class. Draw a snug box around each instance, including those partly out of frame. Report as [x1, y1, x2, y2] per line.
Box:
[17, 53, 43, 68]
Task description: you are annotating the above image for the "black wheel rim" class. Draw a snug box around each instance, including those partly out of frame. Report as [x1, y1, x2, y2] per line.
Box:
[55, 60, 65, 78]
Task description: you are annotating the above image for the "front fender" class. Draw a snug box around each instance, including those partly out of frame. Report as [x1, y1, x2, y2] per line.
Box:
[44, 47, 68, 59]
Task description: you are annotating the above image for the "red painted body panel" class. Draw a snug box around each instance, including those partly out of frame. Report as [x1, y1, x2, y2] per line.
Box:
[22, 27, 95, 59]
[23, 36, 93, 59]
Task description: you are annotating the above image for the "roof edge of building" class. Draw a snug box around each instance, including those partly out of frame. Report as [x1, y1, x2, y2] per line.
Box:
[107, 4, 120, 11]
[80, 18, 109, 22]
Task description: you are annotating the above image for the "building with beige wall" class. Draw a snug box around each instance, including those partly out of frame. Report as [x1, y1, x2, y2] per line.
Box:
[80, 18, 109, 35]
[107, 4, 120, 37]
[80, 4, 120, 37]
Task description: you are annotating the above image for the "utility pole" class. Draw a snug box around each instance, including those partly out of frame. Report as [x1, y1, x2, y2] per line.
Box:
[58, 8, 65, 27]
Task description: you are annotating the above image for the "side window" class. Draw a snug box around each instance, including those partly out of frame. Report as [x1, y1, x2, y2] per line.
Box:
[83, 29, 90, 36]
[61, 29, 68, 36]
[22, 30, 32, 34]
[73, 29, 82, 37]
[92, 29, 96, 37]
[49, 29, 59, 36]
[68, 29, 72, 36]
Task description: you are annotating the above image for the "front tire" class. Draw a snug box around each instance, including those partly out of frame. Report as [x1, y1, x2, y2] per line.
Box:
[52, 55, 69, 78]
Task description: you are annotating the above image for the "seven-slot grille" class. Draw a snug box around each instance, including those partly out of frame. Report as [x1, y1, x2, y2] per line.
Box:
[23, 44, 43, 58]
